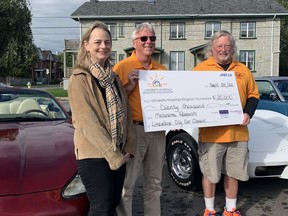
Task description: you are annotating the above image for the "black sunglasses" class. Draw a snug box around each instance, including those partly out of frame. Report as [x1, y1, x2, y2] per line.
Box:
[135, 36, 156, 42]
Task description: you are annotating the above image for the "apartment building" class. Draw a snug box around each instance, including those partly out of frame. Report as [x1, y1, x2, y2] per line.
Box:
[67, 0, 288, 78]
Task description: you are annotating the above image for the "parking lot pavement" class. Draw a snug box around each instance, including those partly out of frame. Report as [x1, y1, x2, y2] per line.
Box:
[133, 163, 288, 216]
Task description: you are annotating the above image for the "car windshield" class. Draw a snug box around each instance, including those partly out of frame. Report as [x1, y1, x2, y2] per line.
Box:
[0, 89, 67, 122]
[274, 80, 288, 100]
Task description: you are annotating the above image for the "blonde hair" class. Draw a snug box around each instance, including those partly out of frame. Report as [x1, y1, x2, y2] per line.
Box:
[75, 21, 112, 70]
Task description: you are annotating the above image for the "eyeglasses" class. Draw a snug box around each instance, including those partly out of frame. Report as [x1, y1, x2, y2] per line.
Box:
[134, 36, 156, 42]
[216, 44, 231, 50]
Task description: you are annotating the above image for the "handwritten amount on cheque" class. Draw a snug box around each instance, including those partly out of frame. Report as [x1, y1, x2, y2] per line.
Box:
[143, 96, 240, 128]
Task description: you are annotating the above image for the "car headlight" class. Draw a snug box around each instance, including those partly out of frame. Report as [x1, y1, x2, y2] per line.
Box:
[62, 174, 86, 199]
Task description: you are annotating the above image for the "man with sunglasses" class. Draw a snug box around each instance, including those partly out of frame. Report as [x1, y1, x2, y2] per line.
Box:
[114, 22, 167, 216]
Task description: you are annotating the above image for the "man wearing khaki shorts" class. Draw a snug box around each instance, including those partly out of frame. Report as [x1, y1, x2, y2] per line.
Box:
[198, 142, 249, 184]
[193, 30, 259, 216]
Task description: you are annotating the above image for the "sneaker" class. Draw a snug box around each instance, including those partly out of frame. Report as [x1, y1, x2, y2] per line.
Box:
[222, 208, 242, 216]
[203, 208, 221, 216]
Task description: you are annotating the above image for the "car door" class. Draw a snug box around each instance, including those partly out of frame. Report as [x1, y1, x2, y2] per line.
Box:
[256, 80, 288, 116]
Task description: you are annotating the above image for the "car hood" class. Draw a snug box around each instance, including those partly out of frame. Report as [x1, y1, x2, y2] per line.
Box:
[248, 110, 288, 162]
[0, 121, 76, 196]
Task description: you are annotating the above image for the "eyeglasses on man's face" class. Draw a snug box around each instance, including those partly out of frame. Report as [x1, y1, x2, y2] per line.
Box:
[134, 36, 156, 42]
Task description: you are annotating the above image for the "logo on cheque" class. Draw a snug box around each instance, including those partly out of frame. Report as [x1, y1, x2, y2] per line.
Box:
[147, 73, 167, 87]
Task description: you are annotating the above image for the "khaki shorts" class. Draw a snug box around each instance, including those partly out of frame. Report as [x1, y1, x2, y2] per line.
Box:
[198, 141, 249, 183]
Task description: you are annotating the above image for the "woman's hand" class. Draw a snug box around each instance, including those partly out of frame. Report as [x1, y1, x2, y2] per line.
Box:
[123, 152, 131, 163]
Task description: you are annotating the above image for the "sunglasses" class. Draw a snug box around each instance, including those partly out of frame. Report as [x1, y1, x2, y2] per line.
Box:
[134, 36, 156, 42]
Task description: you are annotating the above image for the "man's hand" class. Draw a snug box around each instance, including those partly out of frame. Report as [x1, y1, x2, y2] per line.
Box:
[241, 113, 251, 125]
[125, 69, 139, 95]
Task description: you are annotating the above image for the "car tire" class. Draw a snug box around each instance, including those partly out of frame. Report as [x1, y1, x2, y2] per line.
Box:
[166, 133, 202, 191]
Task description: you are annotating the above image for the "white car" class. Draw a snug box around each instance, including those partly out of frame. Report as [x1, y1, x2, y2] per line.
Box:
[0, 82, 12, 87]
[165, 109, 288, 191]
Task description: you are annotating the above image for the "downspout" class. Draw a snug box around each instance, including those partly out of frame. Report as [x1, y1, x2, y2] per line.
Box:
[160, 20, 163, 64]
[79, 18, 82, 42]
[270, 14, 276, 76]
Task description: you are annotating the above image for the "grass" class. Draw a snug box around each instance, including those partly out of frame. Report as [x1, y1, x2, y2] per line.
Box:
[47, 88, 68, 97]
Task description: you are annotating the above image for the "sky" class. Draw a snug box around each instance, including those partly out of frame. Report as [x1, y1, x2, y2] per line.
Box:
[29, 0, 145, 54]
[29, 0, 88, 54]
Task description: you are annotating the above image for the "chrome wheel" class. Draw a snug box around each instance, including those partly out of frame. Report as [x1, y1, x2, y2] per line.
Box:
[171, 147, 192, 179]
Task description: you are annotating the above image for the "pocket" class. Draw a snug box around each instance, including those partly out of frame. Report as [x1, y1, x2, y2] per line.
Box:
[197, 144, 209, 174]
[197, 143, 208, 156]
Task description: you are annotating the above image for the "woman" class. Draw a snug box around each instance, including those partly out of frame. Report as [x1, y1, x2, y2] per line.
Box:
[68, 21, 135, 216]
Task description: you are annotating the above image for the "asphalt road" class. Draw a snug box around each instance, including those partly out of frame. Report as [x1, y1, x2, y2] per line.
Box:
[133, 163, 288, 216]
[58, 98, 288, 216]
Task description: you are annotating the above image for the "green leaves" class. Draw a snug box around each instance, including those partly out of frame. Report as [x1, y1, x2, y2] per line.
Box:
[0, 0, 38, 78]
[275, 0, 288, 75]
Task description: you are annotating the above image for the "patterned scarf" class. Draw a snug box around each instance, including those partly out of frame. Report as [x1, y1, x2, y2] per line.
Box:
[89, 59, 124, 148]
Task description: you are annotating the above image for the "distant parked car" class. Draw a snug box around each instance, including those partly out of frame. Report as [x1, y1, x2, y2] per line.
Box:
[256, 76, 288, 116]
[0, 87, 88, 215]
[0, 82, 12, 87]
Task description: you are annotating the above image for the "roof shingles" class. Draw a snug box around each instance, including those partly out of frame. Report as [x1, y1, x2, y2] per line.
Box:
[71, 0, 288, 18]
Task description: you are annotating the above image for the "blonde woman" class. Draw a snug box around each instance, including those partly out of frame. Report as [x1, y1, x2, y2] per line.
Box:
[68, 21, 135, 216]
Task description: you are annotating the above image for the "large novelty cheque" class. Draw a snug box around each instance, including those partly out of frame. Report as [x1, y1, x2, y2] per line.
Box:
[138, 70, 243, 132]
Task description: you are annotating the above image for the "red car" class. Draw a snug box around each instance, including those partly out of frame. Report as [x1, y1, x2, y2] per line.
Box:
[0, 87, 88, 216]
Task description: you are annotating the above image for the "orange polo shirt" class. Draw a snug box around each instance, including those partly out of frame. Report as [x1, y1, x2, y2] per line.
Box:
[193, 57, 259, 143]
[114, 51, 167, 121]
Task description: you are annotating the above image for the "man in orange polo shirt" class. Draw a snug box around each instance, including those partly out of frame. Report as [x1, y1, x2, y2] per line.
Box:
[114, 22, 167, 216]
[193, 30, 259, 216]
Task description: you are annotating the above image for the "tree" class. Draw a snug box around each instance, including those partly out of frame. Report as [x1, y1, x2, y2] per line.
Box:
[0, 0, 38, 78]
[276, 0, 288, 76]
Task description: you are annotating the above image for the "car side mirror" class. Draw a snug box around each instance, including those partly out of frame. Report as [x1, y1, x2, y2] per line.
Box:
[270, 92, 278, 101]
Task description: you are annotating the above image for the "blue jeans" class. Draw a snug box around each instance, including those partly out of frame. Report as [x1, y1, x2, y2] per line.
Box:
[77, 158, 126, 216]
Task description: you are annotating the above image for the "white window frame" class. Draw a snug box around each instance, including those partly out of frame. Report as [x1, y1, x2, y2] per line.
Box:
[205, 22, 221, 38]
[239, 50, 255, 71]
[240, 22, 256, 38]
[119, 54, 125, 61]
[170, 51, 185, 70]
[170, 23, 185, 39]
[119, 23, 125, 37]
[111, 51, 117, 64]
[106, 23, 117, 39]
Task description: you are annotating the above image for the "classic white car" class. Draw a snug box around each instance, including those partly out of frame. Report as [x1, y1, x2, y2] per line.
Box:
[165, 109, 288, 191]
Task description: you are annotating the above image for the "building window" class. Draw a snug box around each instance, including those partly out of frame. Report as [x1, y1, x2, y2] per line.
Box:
[119, 23, 125, 37]
[240, 22, 256, 38]
[205, 22, 221, 38]
[170, 51, 185, 70]
[119, 54, 125, 61]
[106, 23, 117, 39]
[170, 23, 185, 39]
[111, 51, 117, 65]
[239, 50, 255, 71]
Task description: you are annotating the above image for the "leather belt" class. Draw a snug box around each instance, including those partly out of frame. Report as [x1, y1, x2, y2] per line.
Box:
[133, 121, 144, 126]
